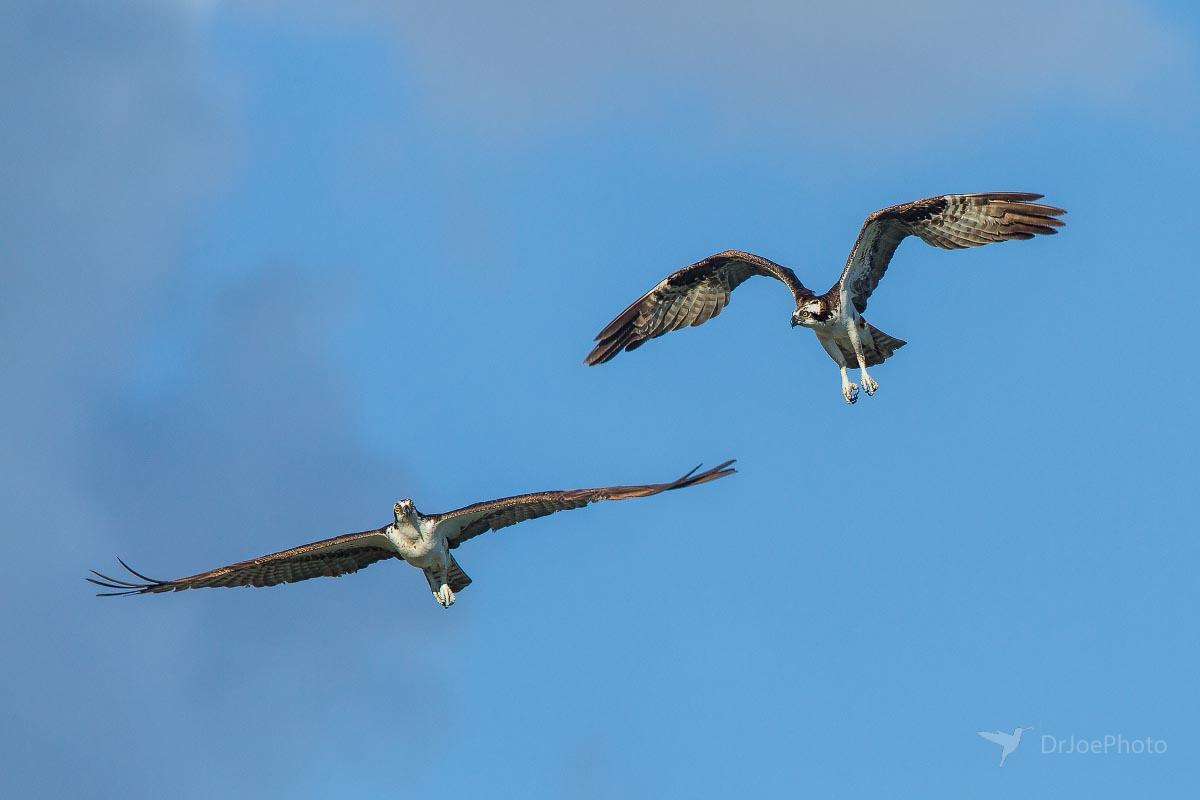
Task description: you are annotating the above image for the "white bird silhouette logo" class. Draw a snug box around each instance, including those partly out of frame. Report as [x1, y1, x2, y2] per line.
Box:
[977, 726, 1033, 766]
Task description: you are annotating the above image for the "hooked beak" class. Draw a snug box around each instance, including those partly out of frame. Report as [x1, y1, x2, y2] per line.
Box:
[790, 316, 800, 328]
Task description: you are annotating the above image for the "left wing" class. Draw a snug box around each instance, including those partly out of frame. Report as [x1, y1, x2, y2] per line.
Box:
[586, 251, 812, 366]
[836, 192, 1066, 313]
[88, 528, 397, 595]
[429, 461, 736, 547]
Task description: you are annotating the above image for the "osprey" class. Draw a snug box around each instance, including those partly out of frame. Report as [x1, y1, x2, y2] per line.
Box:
[88, 461, 735, 608]
[586, 193, 1066, 403]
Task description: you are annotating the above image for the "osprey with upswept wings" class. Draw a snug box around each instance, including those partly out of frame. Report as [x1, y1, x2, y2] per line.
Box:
[88, 461, 734, 608]
[587, 193, 1066, 403]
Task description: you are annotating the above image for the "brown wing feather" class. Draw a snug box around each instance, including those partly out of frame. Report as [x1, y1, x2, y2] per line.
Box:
[586, 250, 812, 365]
[836, 192, 1066, 313]
[431, 461, 736, 547]
[88, 529, 397, 595]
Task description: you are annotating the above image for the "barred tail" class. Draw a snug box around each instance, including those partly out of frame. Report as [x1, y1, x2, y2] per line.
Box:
[424, 556, 473, 595]
[866, 324, 906, 365]
[447, 556, 472, 592]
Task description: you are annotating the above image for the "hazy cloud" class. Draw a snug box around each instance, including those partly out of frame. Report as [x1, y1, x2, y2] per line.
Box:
[0, 4, 427, 795]
[240, 0, 1192, 140]
[1, 0, 230, 547]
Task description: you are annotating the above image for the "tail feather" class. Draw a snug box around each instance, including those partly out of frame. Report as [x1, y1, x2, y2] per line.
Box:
[837, 323, 907, 367]
[866, 324, 906, 365]
[423, 556, 473, 595]
[835, 323, 907, 367]
[447, 556, 472, 592]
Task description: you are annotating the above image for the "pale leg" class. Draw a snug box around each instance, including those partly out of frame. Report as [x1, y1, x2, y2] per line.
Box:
[846, 320, 878, 395]
[818, 333, 857, 404]
[839, 366, 859, 404]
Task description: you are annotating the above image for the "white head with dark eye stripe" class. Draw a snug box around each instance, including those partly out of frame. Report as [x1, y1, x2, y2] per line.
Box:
[791, 298, 829, 327]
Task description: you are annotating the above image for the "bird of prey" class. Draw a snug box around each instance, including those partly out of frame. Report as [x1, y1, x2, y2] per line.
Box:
[586, 193, 1066, 403]
[88, 461, 735, 608]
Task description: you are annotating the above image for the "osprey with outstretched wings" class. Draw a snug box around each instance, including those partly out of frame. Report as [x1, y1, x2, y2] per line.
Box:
[88, 461, 735, 608]
[587, 193, 1065, 403]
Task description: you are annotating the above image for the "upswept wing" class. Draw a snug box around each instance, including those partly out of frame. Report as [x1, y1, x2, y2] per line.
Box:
[430, 461, 737, 547]
[586, 250, 812, 365]
[88, 529, 396, 595]
[836, 193, 1066, 313]
[976, 731, 1008, 746]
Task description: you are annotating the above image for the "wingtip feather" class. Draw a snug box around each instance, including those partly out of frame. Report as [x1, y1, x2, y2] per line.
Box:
[88, 558, 168, 596]
[672, 459, 737, 488]
[117, 557, 164, 584]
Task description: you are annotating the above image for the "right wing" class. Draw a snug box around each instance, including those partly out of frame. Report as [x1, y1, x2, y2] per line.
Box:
[836, 192, 1066, 313]
[429, 461, 736, 548]
[586, 250, 812, 365]
[88, 528, 397, 595]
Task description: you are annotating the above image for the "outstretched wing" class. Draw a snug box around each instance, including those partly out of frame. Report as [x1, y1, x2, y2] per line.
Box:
[430, 461, 736, 547]
[88, 528, 397, 595]
[837, 193, 1066, 313]
[586, 250, 812, 365]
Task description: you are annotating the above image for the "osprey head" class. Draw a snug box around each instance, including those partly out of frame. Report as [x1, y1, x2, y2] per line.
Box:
[393, 499, 418, 523]
[791, 297, 829, 327]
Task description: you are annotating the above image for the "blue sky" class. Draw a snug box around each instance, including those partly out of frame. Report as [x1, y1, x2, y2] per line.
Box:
[4, 1, 1199, 796]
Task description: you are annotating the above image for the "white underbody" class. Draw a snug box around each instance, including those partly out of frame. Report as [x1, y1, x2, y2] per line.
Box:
[797, 301, 880, 404]
[386, 516, 445, 565]
[386, 514, 456, 607]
